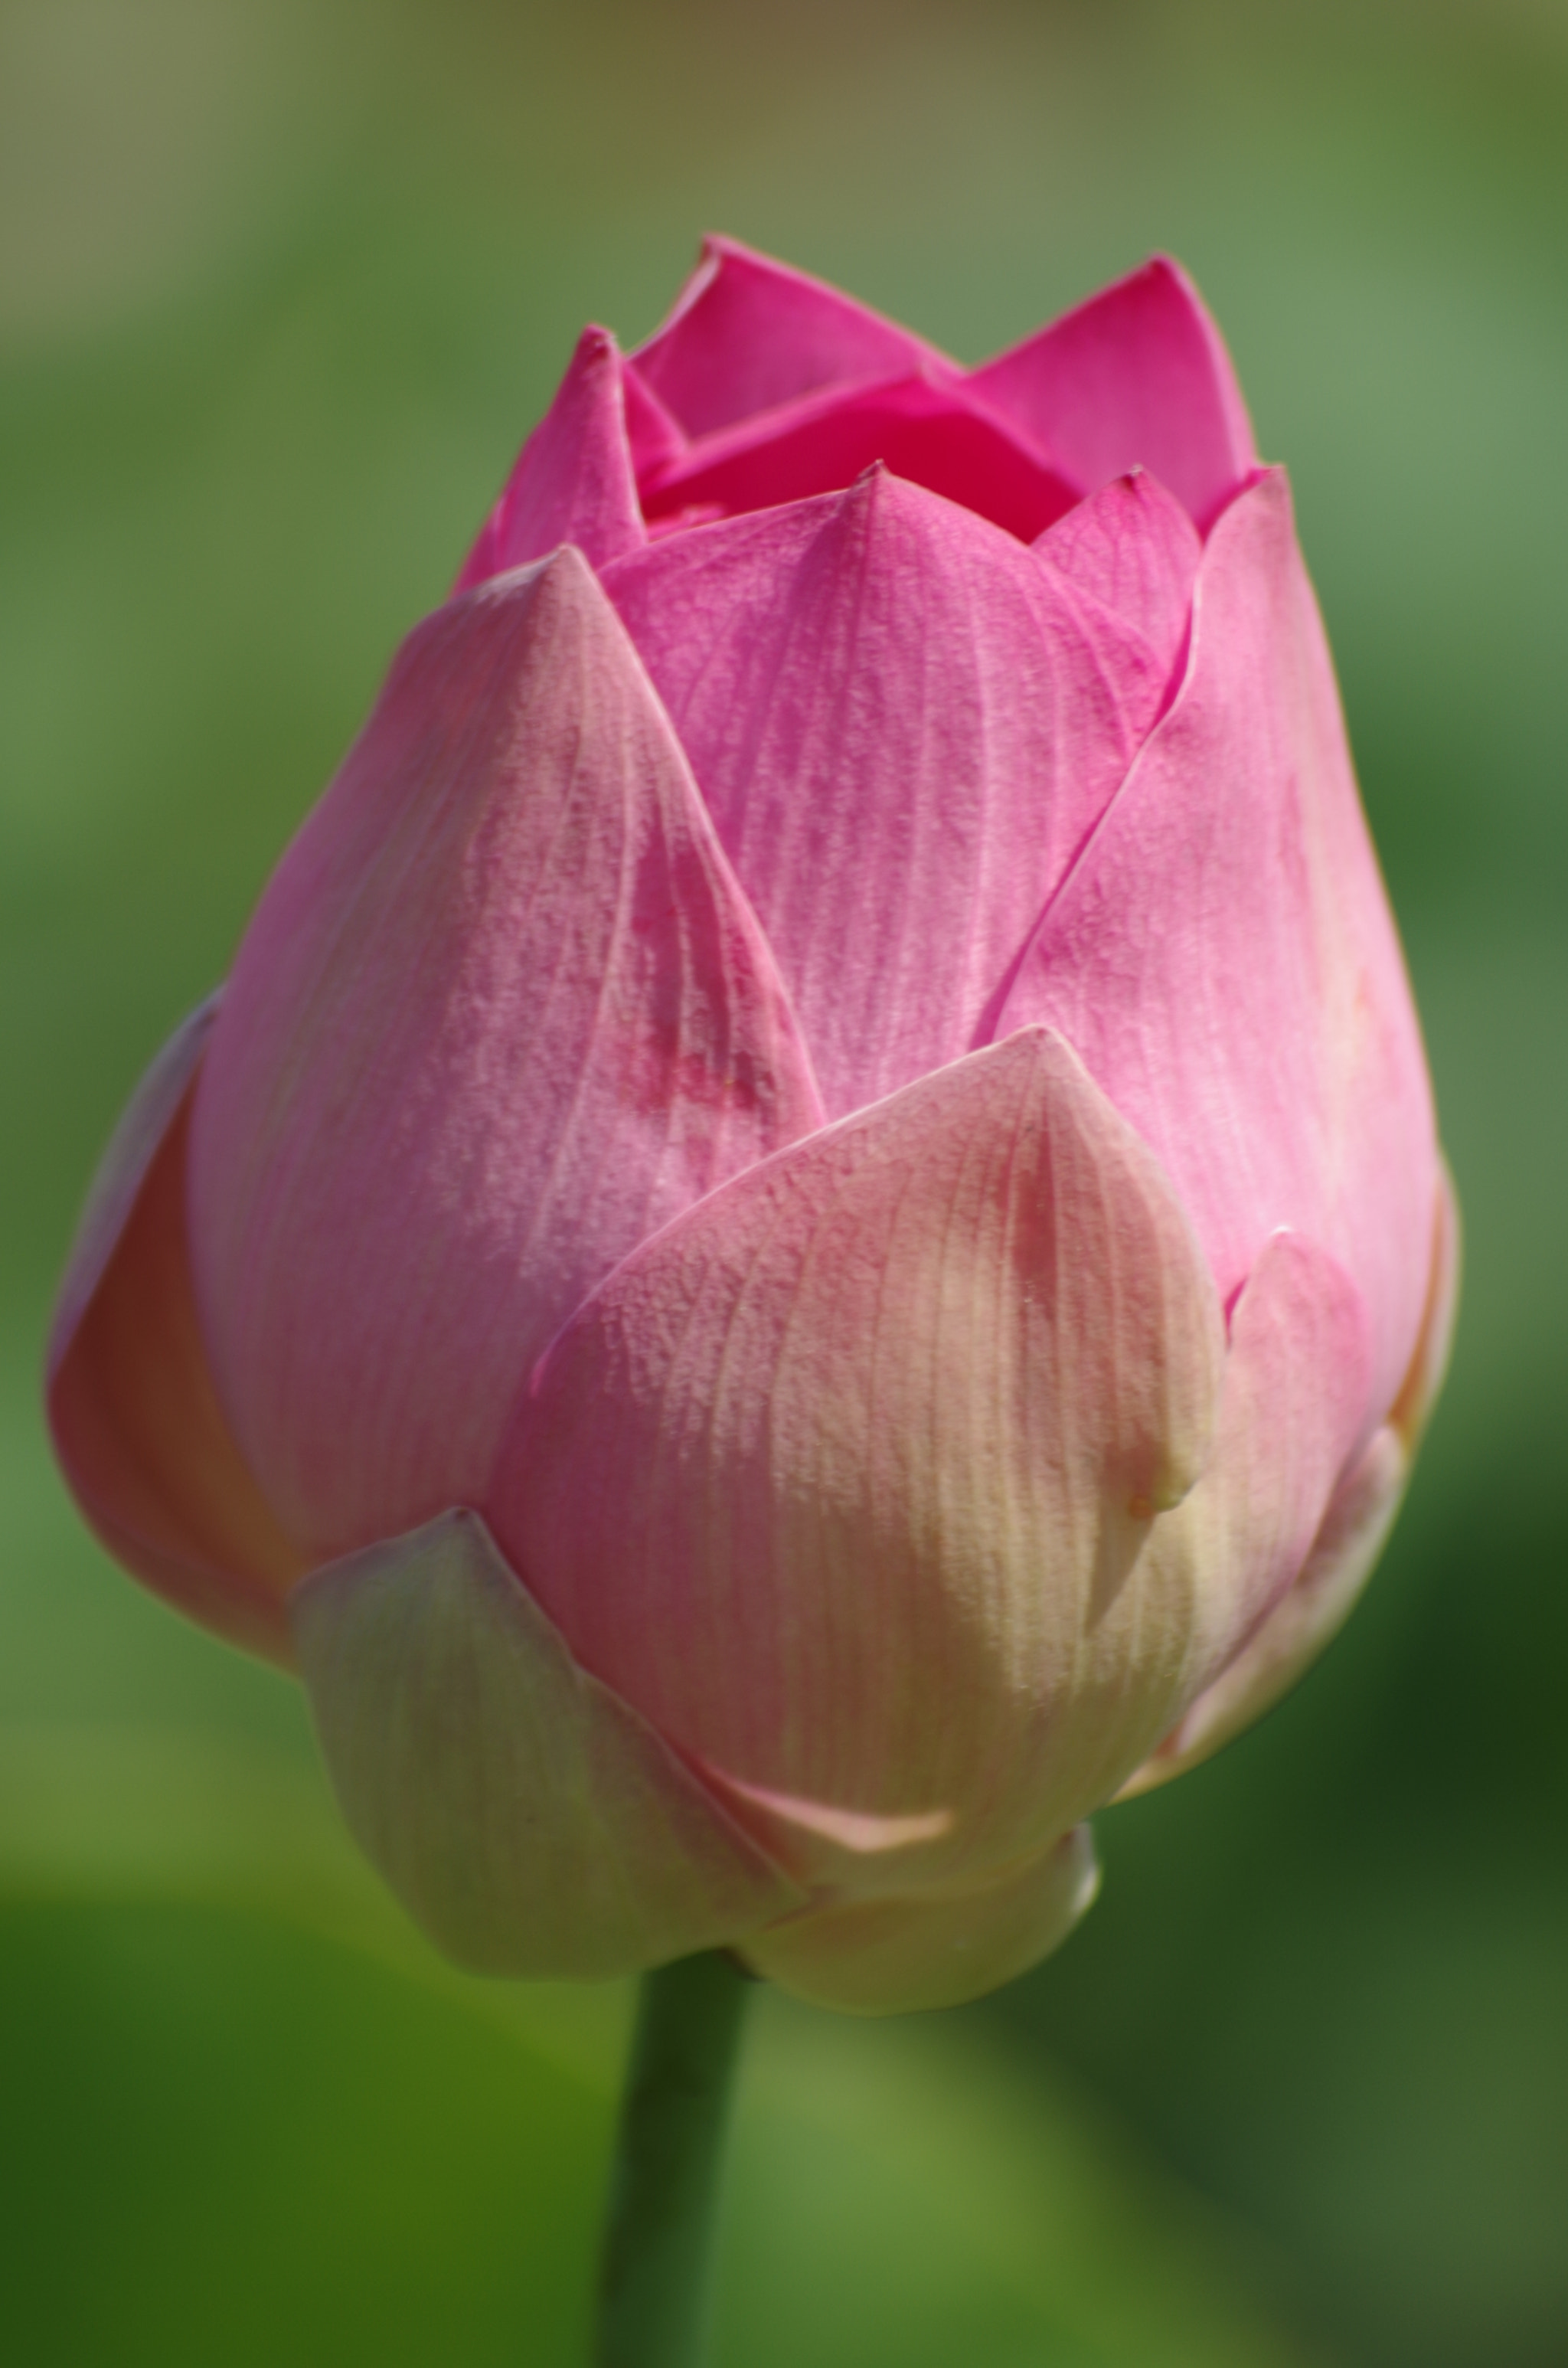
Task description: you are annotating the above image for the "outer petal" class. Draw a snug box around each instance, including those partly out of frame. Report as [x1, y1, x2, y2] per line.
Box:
[46, 1000, 303, 1663]
[1034, 469, 1200, 687]
[630, 234, 949, 439]
[741, 1826, 1099, 2016]
[996, 470, 1438, 1427]
[638, 371, 1082, 548]
[190, 548, 822, 1565]
[603, 469, 1170, 1120]
[490, 1028, 1225, 1895]
[291, 1510, 802, 1977]
[969, 256, 1256, 531]
[1119, 1163, 1459, 1796]
[1121, 1428, 1406, 1800]
[1388, 1157, 1461, 1449]
[1142, 1228, 1373, 1701]
[453, 327, 645, 591]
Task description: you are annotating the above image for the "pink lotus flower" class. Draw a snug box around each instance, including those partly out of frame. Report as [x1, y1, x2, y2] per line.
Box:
[47, 240, 1455, 2013]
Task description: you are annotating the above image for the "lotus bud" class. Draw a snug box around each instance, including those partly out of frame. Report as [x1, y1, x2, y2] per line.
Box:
[48, 241, 1455, 2013]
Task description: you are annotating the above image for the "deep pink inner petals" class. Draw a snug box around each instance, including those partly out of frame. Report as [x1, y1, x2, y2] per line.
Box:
[968, 256, 1257, 531]
[604, 471, 1167, 1119]
[632, 234, 947, 439]
[638, 374, 1083, 548]
[622, 361, 686, 477]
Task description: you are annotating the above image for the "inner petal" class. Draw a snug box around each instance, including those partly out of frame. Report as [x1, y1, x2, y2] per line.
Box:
[631, 234, 949, 438]
[604, 469, 1168, 1120]
[639, 373, 1083, 548]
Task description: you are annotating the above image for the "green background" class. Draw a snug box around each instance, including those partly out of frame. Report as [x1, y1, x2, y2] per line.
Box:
[2, 2, 1565, 2360]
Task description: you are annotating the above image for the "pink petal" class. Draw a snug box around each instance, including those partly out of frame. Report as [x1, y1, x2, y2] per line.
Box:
[292, 1509, 802, 1977]
[46, 1002, 304, 1664]
[603, 469, 1170, 1120]
[630, 234, 949, 440]
[740, 1824, 1099, 2016]
[622, 359, 686, 476]
[1034, 469, 1200, 685]
[995, 470, 1438, 1427]
[47, 996, 220, 1376]
[1120, 1427, 1406, 1800]
[1121, 1169, 1453, 1796]
[1110, 1227, 1373, 1794]
[639, 371, 1082, 547]
[969, 256, 1256, 531]
[490, 1028, 1226, 1895]
[1168, 1229, 1372, 1660]
[452, 327, 645, 591]
[189, 548, 822, 1565]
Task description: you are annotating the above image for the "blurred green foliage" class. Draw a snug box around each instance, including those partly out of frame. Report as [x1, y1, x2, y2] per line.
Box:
[2, 2, 1565, 2362]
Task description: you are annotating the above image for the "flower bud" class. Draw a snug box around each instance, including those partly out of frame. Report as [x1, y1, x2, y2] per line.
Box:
[48, 240, 1454, 2013]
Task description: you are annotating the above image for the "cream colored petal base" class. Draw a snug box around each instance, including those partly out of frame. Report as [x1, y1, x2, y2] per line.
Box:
[292, 1509, 802, 1980]
[741, 1826, 1099, 2016]
[1116, 1425, 1407, 1798]
[1117, 1164, 1459, 1799]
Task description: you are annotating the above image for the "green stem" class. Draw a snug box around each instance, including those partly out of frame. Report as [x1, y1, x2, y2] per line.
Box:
[592, 1951, 753, 2368]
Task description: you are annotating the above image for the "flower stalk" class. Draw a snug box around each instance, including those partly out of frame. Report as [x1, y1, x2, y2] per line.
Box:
[593, 1951, 753, 2368]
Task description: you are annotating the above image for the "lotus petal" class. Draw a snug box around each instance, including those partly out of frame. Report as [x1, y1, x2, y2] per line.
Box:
[1142, 1228, 1373, 1709]
[454, 327, 645, 590]
[639, 369, 1080, 546]
[742, 1825, 1099, 2016]
[622, 360, 686, 476]
[997, 469, 1437, 1425]
[631, 234, 947, 439]
[1034, 468, 1200, 685]
[190, 548, 822, 1563]
[970, 255, 1256, 529]
[46, 1000, 302, 1662]
[292, 1509, 802, 1977]
[1119, 1163, 1458, 1794]
[1121, 1427, 1405, 1801]
[605, 469, 1168, 1119]
[492, 1027, 1224, 1891]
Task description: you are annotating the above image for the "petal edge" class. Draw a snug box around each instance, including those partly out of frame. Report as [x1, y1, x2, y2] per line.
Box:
[47, 1007, 303, 1664]
[292, 1509, 803, 1977]
[495, 1025, 1225, 1889]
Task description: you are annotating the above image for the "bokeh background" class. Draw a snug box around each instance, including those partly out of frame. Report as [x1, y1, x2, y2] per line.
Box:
[3, 1, 1566, 2361]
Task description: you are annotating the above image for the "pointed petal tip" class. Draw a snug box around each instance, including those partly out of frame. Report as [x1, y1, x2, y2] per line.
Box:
[1141, 250, 1198, 292]
[1034, 466, 1200, 677]
[972, 253, 1256, 528]
[631, 235, 949, 443]
[454, 325, 645, 590]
